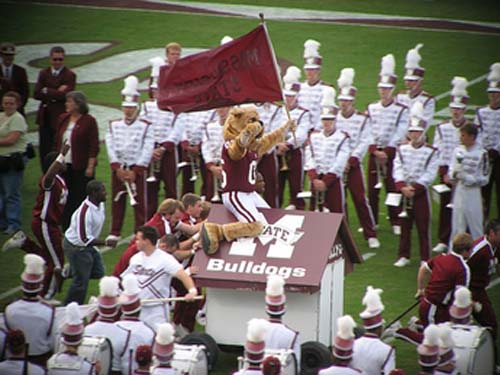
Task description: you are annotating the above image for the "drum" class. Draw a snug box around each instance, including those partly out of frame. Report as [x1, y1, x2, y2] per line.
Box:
[171, 343, 208, 375]
[451, 324, 495, 375]
[237, 349, 297, 375]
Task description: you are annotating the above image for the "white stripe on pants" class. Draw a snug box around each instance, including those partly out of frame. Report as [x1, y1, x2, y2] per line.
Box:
[222, 191, 269, 223]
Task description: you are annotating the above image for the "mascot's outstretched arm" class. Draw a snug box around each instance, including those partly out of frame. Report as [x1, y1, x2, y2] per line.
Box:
[254, 119, 296, 158]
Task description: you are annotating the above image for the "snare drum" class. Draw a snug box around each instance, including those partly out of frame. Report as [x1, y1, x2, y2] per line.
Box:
[171, 343, 208, 375]
[264, 349, 297, 375]
[450, 324, 495, 375]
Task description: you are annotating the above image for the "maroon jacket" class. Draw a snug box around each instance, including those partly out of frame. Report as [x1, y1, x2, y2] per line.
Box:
[0, 64, 29, 113]
[34, 66, 76, 129]
[54, 113, 99, 171]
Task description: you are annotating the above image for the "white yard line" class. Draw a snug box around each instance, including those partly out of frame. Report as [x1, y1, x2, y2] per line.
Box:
[362, 252, 376, 261]
[486, 277, 500, 290]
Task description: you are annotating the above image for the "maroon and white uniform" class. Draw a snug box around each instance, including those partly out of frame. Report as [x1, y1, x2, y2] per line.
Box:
[201, 115, 224, 202]
[22, 175, 68, 298]
[475, 105, 500, 219]
[152, 367, 177, 375]
[305, 130, 350, 213]
[318, 365, 362, 375]
[277, 106, 311, 210]
[47, 351, 97, 374]
[298, 80, 330, 131]
[393, 143, 438, 262]
[0, 358, 46, 375]
[117, 317, 155, 375]
[140, 100, 184, 215]
[419, 252, 470, 326]
[396, 90, 435, 127]
[336, 110, 377, 238]
[467, 236, 498, 338]
[432, 120, 464, 246]
[264, 320, 301, 367]
[105, 116, 154, 236]
[367, 100, 409, 226]
[221, 142, 268, 223]
[121, 249, 182, 327]
[351, 334, 395, 375]
[256, 103, 282, 207]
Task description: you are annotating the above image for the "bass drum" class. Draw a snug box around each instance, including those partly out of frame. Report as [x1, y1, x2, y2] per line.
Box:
[264, 349, 297, 375]
[451, 324, 495, 375]
[171, 343, 208, 375]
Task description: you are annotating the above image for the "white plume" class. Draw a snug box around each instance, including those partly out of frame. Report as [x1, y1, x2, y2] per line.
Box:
[337, 315, 356, 340]
[451, 76, 468, 97]
[266, 275, 285, 297]
[380, 54, 396, 76]
[321, 86, 337, 107]
[220, 35, 233, 45]
[156, 323, 175, 345]
[66, 302, 83, 325]
[410, 101, 424, 120]
[99, 276, 120, 297]
[303, 39, 321, 58]
[438, 324, 454, 349]
[122, 274, 141, 296]
[149, 57, 165, 78]
[487, 62, 500, 81]
[121, 75, 139, 95]
[246, 318, 270, 342]
[422, 324, 440, 346]
[283, 66, 301, 85]
[405, 43, 424, 69]
[24, 254, 45, 275]
[337, 68, 355, 89]
[361, 285, 384, 312]
[453, 286, 472, 308]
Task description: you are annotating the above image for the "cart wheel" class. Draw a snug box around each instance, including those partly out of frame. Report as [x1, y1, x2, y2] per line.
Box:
[301, 341, 333, 375]
[180, 332, 220, 371]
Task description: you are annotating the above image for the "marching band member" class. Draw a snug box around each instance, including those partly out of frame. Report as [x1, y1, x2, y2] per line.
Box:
[84, 276, 131, 375]
[432, 77, 470, 253]
[448, 123, 489, 241]
[233, 319, 270, 375]
[4, 254, 55, 366]
[416, 325, 440, 375]
[396, 44, 435, 127]
[475, 62, 500, 219]
[434, 324, 457, 375]
[106, 75, 154, 241]
[47, 302, 98, 374]
[351, 286, 395, 375]
[133, 345, 152, 375]
[305, 86, 350, 214]
[367, 54, 409, 235]
[276, 66, 311, 210]
[448, 286, 474, 325]
[336, 68, 380, 249]
[263, 275, 301, 368]
[180, 111, 205, 197]
[151, 323, 176, 375]
[0, 330, 45, 375]
[393, 102, 439, 267]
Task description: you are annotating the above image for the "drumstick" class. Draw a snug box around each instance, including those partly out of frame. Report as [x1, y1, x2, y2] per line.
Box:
[141, 295, 205, 305]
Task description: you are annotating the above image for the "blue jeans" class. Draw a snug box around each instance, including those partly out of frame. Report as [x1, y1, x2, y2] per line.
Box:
[0, 168, 23, 231]
[63, 237, 105, 305]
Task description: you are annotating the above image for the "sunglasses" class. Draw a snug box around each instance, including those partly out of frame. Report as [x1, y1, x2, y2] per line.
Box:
[52, 58, 64, 62]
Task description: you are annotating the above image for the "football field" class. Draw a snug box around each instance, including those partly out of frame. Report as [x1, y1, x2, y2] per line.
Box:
[0, 1, 499, 373]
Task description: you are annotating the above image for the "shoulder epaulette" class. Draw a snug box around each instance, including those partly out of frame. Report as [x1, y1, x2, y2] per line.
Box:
[139, 118, 152, 125]
[395, 101, 408, 109]
[356, 110, 368, 117]
[421, 91, 434, 99]
[425, 143, 437, 151]
[297, 106, 310, 112]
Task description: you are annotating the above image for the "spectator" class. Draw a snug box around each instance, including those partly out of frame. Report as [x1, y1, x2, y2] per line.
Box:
[0, 42, 29, 116]
[0, 91, 28, 234]
[34, 46, 76, 169]
[54, 91, 99, 230]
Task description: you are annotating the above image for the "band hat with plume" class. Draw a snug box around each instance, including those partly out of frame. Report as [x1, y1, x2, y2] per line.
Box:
[244, 318, 270, 366]
[303, 39, 322, 69]
[121, 75, 140, 107]
[21, 254, 45, 294]
[417, 324, 440, 368]
[404, 43, 425, 80]
[449, 76, 469, 109]
[283, 66, 302, 96]
[154, 323, 175, 362]
[359, 286, 385, 329]
[333, 315, 356, 360]
[265, 275, 286, 316]
[320, 86, 339, 120]
[487, 62, 500, 93]
[149, 57, 165, 89]
[119, 274, 142, 315]
[98, 276, 120, 318]
[378, 54, 397, 88]
[61, 302, 85, 346]
[437, 324, 455, 366]
[337, 68, 357, 101]
[220, 35, 233, 45]
[408, 101, 426, 132]
[449, 286, 472, 323]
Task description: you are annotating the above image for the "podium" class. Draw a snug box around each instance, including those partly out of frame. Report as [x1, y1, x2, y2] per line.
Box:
[193, 205, 362, 347]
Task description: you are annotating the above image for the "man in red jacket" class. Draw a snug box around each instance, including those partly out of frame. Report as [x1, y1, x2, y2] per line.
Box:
[34, 46, 76, 169]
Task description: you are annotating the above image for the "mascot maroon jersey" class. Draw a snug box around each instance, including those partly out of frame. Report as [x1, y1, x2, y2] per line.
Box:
[221, 142, 258, 193]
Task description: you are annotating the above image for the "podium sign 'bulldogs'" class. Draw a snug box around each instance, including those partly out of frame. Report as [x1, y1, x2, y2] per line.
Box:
[193, 205, 359, 293]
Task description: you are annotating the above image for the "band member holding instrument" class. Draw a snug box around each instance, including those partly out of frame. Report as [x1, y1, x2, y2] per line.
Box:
[106, 76, 154, 241]
[393, 102, 438, 268]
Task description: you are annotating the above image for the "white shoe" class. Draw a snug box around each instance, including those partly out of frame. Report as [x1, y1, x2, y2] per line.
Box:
[393, 257, 410, 267]
[407, 316, 423, 332]
[105, 234, 121, 243]
[284, 204, 296, 210]
[196, 309, 207, 326]
[368, 237, 380, 249]
[432, 243, 447, 253]
[392, 225, 401, 236]
[381, 320, 401, 342]
[2, 230, 27, 252]
[357, 227, 363, 233]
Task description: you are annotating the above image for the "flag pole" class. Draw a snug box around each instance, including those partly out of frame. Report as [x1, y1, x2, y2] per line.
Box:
[260, 13, 297, 147]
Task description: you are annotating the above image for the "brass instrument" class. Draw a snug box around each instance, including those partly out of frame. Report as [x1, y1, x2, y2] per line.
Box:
[374, 157, 387, 190]
[315, 190, 330, 213]
[189, 152, 200, 182]
[279, 153, 289, 172]
[398, 194, 413, 218]
[146, 160, 160, 183]
[114, 166, 138, 207]
[211, 162, 222, 203]
[446, 150, 465, 209]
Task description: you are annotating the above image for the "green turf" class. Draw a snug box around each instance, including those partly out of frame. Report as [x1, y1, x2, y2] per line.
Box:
[0, 2, 499, 374]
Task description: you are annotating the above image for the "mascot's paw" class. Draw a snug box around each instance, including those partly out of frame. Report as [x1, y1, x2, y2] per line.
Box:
[240, 122, 263, 147]
[201, 222, 224, 255]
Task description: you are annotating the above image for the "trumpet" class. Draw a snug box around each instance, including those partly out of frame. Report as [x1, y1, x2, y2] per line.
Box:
[211, 176, 221, 203]
[446, 150, 465, 209]
[398, 194, 413, 218]
[189, 152, 200, 182]
[279, 153, 289, 172]
[146, 160, 161, 183]
[315, 190, 329, 213]
[374, 157, 386, 190]
[124, 181, 138, 206]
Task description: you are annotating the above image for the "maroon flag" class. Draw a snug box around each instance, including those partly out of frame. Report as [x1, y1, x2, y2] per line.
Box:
[157, 24, 283, 114]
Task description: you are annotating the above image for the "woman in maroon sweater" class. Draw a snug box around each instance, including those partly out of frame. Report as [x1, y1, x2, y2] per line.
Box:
[54, 91, 99, 229]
